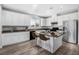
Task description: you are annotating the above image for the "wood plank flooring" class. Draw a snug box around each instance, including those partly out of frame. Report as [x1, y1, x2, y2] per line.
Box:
[0, 40, 79, 55]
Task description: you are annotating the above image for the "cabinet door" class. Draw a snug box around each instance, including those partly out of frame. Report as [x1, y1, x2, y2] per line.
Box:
[2, 32, 30, 46]
[2, 10, 14, 25]
[53, 36, 62, 52]
[45, 18, 52, 26]
[57, 12, 78, 26]
[14, 13, 31, 26]
[16, 13, 24, 26]
[24, 15, 31, 26]
[68, 12, 78, 20]
[2, 10, 6, 25]
[10, 11, 17, 25]
[2, 10, 31, 26]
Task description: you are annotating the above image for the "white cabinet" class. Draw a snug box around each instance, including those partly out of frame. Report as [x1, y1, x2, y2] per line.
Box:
[2, 10, 31, 26]
[46, 19, 51, 26]
[37, 36, 63, 53]
[2, 32, 30, 46]
[17, 13, 25, 26]
[24, 15, 31, 26]
[41, 18, 46, 26]
[2, 10, 13, 25]
[53, 36, 62, 52]
[57, 12, 78, 26]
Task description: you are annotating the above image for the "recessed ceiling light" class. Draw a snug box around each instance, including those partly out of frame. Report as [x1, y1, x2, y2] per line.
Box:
[49, 7, 53, 9]
[32, 4, 38, 9]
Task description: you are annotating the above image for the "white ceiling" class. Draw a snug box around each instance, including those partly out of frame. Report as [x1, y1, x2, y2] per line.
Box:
[2, 4, 79, 17]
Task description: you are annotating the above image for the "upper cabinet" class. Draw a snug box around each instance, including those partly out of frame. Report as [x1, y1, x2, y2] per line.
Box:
[2, 10, 31, 26]
[57, 12, 78, 26]
[2, 10, 12, 25]
[45, 18, 51, 26]
[57, 12, 78, 21]
[24, 14, 31, 26]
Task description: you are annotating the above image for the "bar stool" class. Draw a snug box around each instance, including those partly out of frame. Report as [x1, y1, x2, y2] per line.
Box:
[39, 34, 49, 41]
[50, 32, 58, 37]
[39, 34, 51, 52]
[32, 32, 39, 45]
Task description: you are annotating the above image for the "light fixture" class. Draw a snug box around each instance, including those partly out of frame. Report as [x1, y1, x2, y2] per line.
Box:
[49, 7, 53, 10]
[32, 4, 38, 10]
[46, 7, 53, 15]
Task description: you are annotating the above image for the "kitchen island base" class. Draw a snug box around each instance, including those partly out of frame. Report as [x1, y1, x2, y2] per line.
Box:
[37, 35, 63, 53]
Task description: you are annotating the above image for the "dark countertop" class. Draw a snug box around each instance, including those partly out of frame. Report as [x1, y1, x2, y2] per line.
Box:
[35, 31, 64, 38]
[2, 30, 29, 33]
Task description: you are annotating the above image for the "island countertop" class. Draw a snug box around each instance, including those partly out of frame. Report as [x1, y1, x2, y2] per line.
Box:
[35, 30, 64, 38]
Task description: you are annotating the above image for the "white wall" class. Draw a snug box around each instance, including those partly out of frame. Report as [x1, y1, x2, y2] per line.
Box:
[0, 5, 2, 48]
[78, 9, 79, 44]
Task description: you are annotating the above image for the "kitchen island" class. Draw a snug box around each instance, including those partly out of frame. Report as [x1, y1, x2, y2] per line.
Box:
[36, 31, 63, 53]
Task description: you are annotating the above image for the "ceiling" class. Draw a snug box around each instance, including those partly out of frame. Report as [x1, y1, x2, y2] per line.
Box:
[2, 4, 79, 17]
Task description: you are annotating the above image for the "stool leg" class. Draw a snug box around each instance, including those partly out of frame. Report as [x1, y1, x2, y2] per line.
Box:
[35, 38, 37, 45]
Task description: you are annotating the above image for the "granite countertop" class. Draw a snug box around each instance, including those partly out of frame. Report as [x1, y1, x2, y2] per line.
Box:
[35, 31, 64, 38]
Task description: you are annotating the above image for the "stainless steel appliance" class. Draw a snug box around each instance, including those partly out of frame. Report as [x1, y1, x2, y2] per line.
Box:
[63, 20, 78, 44]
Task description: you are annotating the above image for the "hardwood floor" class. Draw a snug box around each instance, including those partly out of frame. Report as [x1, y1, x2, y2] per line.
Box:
[54, 42, 79, 55]
[0, 40, 79, 55]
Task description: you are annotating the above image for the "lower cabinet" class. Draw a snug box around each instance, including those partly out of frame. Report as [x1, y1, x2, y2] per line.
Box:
[2, 32, 30, 46]
[53, 36, 63, 52]
[37, 36, 63, 53]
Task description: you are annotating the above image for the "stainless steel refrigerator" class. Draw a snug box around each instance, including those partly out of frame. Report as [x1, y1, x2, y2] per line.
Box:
[63, 20, 78, 44]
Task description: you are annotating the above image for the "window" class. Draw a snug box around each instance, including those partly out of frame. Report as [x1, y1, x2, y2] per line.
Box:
[31, 16, 41, 27]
